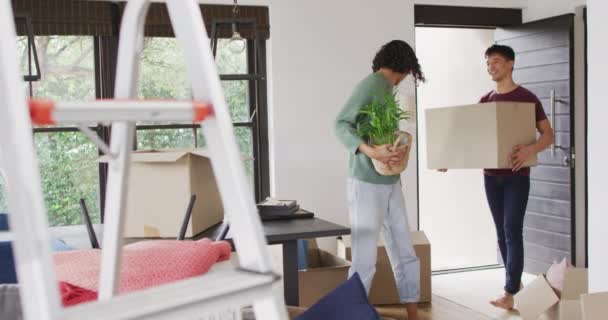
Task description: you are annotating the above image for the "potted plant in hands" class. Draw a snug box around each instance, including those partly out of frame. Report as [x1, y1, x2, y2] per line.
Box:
[356, 90, 412, 176]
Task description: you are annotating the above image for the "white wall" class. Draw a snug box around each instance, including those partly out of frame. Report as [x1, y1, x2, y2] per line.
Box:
[523, 0, 586, 22]
[587, 0, 608, 293]
[416, 27, 497, 270]
[268, 0, 418, 251]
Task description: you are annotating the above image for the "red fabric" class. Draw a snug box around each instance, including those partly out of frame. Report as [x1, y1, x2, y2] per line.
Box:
[54, 239, 231, 305]
[59, 281, 98, 306]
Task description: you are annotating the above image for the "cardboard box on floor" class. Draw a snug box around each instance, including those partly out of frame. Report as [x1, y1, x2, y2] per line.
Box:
[425, 101, 538, 169]
[101, 149, 239, 238]
[581, 292, 608, 320]
[515, 268, 588, 320]
[336, 231, 431, 304]
[298, 239, 351, 307]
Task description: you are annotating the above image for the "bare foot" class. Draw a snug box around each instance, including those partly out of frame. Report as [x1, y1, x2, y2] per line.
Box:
[489, 293, 514, 310]
[405, 303, 419, 320]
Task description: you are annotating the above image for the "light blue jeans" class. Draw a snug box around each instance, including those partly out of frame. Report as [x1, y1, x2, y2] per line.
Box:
[347, 178, 420, 303]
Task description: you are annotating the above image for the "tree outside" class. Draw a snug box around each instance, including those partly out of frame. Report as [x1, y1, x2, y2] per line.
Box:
[0, 36, 255, 225]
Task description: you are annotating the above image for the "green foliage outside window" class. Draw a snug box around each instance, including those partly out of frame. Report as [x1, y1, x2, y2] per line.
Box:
[0, 36, 255, 225]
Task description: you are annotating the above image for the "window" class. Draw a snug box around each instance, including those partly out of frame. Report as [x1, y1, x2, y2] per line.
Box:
[0, 28, 269, 226]
[136, 37, 259, 186]
[7, 36, 101, 226]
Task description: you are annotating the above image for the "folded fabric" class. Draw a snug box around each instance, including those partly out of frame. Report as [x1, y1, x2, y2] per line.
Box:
[296, 272, 380, 320]
[55, 239, 231, 298]
[59, 281, 98, 307]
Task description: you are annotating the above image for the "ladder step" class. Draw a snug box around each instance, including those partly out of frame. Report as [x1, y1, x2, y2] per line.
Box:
[60, 268, 280, 320]
[29, 99, 213, 125]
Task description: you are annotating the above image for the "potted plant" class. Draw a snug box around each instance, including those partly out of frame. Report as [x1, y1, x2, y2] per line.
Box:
[356, 90, 412, 176]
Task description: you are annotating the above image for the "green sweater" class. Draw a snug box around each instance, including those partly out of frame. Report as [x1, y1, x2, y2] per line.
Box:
[334, 73, 400, 185]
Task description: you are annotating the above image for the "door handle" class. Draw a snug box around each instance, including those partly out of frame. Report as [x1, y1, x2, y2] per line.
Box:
[550, 89, 565, 157]
[550, 90, 557, 157]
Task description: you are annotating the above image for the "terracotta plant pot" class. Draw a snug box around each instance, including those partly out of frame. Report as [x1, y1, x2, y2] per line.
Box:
[371, 131, 412, 176]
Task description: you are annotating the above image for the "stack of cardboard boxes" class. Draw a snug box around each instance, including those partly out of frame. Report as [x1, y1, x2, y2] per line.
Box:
[514, 268, 607, 320]
[297, 232, 431, 307]
[337, 232, 432, 304]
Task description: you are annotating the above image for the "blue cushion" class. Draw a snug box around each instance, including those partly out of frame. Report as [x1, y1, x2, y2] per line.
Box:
[0, 213, 16, 283]
[0, 213, 9, 231]
[0, 242, 17, 284]
[295, 272, 380, 320]
[0, 213, 74, 284]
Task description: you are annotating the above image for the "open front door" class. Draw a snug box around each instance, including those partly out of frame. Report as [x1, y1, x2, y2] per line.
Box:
[496, 15, 576, 274]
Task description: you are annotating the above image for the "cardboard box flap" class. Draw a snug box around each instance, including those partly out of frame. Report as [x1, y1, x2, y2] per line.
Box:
[318, 249, 350, 268]
[131, 150, 191, 163]
[99, 148, 254, 163]
[190, 149, 254, 161]
[581, 292, 608, 320]
[189, 149, 211, 158]
[306, 238, 318, 249]
[98, 149, 193, 163]
[410, 231, 430, 245]
[306, 248, 350, 269]
[515, 275, 560, 320]
[338, 231, 430, 248]
[562, 268, 589, 300]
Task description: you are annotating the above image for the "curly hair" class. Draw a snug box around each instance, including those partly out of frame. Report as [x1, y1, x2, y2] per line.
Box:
[372, 40, 425, 85]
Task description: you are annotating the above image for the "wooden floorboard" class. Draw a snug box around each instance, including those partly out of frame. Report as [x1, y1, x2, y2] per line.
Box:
[287, 294, 512, 319]
[375, 294, 492, 320]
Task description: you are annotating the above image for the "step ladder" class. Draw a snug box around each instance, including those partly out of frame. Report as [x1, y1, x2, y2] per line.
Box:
[0, 0, 288, 319]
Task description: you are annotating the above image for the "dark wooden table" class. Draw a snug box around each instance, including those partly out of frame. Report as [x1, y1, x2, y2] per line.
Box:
[196, 217, 351, 306]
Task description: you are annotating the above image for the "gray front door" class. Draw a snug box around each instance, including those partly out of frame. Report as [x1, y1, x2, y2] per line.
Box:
[496, 15, 576, 274]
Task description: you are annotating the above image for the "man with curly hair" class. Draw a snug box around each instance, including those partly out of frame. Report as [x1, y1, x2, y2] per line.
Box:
[335, 40, 425, 320]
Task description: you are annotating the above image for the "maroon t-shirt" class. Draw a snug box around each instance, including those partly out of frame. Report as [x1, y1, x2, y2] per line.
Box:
[480, 86, 547, 176]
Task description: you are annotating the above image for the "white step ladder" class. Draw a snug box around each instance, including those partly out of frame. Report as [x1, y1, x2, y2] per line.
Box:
[0, 0, 288, 319]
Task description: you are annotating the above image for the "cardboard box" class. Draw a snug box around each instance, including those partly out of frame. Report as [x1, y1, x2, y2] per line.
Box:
[103, 149, 225, 238]
[298, 239, 351, 307]
[518, 268, 588, 320]
[515, 275, 560, 320]
[425, 102, 538, 169]
[336, 231, 431, 304]
[581, 292, 608, 320]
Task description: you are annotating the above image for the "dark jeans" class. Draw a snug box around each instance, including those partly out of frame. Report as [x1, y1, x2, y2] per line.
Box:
[484, 175, 530, 294]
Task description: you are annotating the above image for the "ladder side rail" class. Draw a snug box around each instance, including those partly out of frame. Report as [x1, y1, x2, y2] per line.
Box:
[166, 3, 288, 319]
[98, 0, 150, 300]
[0, 2, 61, 319]
[166, 0, 273, 274]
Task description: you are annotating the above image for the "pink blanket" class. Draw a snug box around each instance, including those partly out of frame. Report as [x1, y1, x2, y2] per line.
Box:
[54, 239, 231, 302]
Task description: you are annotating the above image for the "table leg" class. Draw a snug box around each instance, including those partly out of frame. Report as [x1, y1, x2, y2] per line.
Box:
[282, 240, 299, 306]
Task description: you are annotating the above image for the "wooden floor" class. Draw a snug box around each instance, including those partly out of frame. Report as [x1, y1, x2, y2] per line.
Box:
[375, 295, 492, 320]
[286, 294, 515, 320]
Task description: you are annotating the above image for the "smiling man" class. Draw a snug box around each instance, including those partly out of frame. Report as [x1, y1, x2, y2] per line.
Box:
[481, 44, 555, 309]
[439, 44, 554, 309]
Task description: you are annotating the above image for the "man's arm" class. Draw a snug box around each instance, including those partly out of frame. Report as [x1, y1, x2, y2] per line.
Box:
[511, 119, 554, 171]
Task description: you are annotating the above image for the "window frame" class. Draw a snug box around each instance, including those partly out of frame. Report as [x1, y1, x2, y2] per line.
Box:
[131, 37, 270, 205]
[21, 35, 269, 224]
